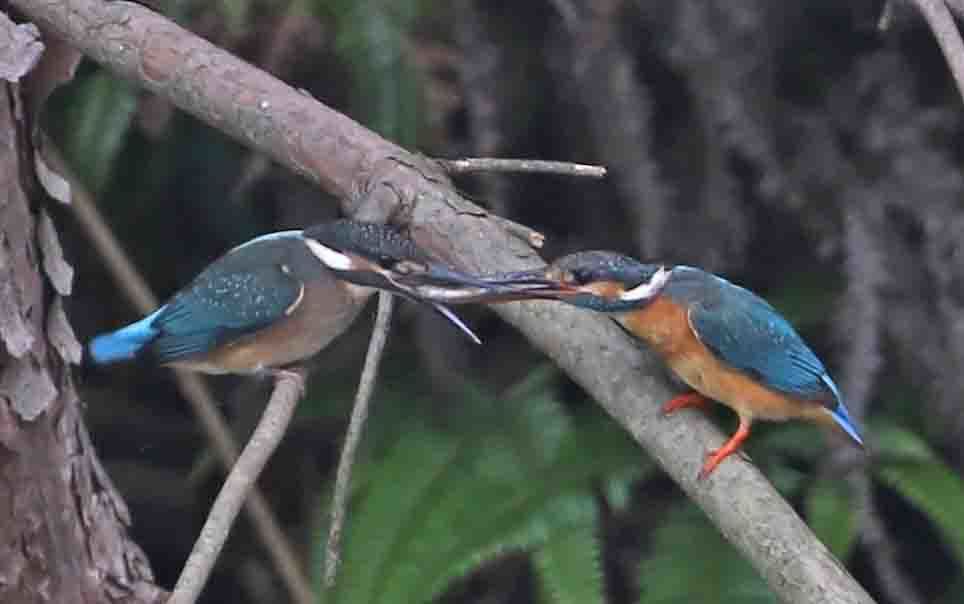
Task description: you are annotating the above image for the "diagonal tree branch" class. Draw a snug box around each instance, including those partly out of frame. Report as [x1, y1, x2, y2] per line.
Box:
[169, 369, 307, 604]
[907, 0, 964, 102]
[14, 2, 874, 602]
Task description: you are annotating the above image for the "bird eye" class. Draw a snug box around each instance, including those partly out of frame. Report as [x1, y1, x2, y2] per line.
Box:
[570, 269, 592, 284]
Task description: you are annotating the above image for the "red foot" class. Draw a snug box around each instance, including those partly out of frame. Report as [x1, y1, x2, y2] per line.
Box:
[662, 392, 709, 415]
[698, 419, 752, 480]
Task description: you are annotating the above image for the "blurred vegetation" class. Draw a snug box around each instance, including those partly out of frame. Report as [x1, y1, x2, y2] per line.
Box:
[42, 0, 964, 602]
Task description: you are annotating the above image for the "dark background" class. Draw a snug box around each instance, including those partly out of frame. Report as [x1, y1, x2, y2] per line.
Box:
[42, 1, 964, 602]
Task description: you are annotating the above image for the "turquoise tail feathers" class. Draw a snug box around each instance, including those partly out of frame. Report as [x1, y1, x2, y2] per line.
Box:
[829, 403, 864, 447]
[87, 309, 162, 364]
[820, 374, 864, 447]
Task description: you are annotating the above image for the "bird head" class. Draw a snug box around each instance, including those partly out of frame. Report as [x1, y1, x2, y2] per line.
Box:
[301, 220, 556, 342]
[491, 251, 672, 313]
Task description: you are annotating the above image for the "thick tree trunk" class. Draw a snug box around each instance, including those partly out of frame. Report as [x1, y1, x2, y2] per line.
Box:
[0, 30, 165, 602]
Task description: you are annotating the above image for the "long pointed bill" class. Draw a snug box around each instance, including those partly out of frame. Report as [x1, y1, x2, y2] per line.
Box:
[466, 268, 584, 300]
[430, 302, 483, 345]
[393, 265, 576, 304]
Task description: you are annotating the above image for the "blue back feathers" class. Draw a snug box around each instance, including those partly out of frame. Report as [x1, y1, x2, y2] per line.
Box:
[87, 232, 307, 366]
[148, 264, 301, 363]
[668, 267, 863, 446]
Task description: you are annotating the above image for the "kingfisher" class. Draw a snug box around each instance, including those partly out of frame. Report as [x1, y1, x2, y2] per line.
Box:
[498, 251, 864, 478]
[86, 219, 516, 376]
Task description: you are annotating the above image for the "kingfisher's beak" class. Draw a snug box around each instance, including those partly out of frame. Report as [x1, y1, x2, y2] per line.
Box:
[385, 263, 582, 345]
[472, 268, 584, 300]
[393, 264, 580, 305]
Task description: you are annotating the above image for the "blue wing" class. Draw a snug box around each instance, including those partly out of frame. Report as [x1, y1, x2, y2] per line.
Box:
[150, 262, 303, 363]
[665, 267, 863, 445]
[677, 268, 833, 403]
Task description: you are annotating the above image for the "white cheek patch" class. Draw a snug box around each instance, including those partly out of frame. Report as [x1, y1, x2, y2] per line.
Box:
[304, 239, 353, 271]
[620, 266, 672, 302]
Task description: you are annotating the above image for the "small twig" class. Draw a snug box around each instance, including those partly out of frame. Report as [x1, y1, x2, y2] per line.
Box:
[878, 1, 896, 31]
[324, 292, 395, 587]
[946, 0, 964, 21]
[169, 369, 308, 604]
[908, 0, 964, 102]
[490, 214, 546, 249]
[437, 157, 607, 178]
[50, 142, 315, 604]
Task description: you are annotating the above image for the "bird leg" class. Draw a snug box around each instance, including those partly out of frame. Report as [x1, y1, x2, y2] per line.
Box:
[662, 392, 709, 415]
[698, 416, 752, 479]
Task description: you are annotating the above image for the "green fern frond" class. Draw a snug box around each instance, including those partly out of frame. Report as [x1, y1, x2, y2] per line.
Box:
[936, 574, 964, 604]
[415, 405, 645, 601]
[321, 0, 425, 146]
[638, 505, 776, 604]
[805, 479, 858, 561]
[318, 371, 646, 604]
[385, 394, 595, 601]
[57, 72, 137, 194]
[326, 425, 460, 604]
[873, 422, 964, 569]
[535, 522, 606, 604]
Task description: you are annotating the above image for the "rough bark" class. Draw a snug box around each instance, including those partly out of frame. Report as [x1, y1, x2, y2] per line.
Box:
[0, 16, 165, 601]
[10, 1, 875, 603]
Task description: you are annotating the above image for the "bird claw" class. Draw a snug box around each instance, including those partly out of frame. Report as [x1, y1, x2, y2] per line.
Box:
[661, 392, 709, 415]
[697, 446, 751, 480]
[698, 450, 724, 480]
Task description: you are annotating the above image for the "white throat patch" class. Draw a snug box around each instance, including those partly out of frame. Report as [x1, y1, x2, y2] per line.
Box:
[620, 266, 672, 302]
[304, 239, 353, 271]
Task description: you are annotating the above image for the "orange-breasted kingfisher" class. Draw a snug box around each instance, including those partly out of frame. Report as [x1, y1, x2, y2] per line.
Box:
[498, 251, 865, 478]
[86, 219, 516, 375]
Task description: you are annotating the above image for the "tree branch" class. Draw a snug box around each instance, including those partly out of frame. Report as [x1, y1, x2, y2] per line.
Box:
[325, 292, 395, 587]
[436, 157, 607, 178]
[169, 369, 307, 604]
[907, 0, 964, 102]
[947, 0, 964, 21]
[47, 143, 315, 604]
[15, 2, 875, 602]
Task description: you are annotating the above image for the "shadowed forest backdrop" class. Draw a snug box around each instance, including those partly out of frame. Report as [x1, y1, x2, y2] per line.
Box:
[29, 0, 964, 602]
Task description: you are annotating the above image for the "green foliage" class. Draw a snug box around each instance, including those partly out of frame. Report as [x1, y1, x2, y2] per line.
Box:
[55, 71, 138, 194]
[638, 505, 776, 604]
[314, 367, 648, 604]
[937, 575, 964, 604]
[218, 0, 252, 36]
[535, 525, 605, 604]
[757, 270, 840, 330]
[320, 0, 426, 146]
[805, 479, 858, 561]
[873, 422, 964, 570]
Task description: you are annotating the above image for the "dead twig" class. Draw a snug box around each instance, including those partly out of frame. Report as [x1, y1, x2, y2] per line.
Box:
[324, 292, 395, 587]
[169, 369, 307, 604]
[437, 157, 607, 178]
